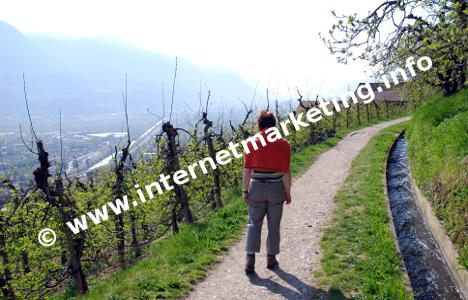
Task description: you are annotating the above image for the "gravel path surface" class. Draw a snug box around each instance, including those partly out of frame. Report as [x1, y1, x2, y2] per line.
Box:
[185, 117, 410, 300]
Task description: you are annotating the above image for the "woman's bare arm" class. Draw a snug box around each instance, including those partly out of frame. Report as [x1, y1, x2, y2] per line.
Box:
[243, 168, 253, 203]
[282, 171, 292, 204]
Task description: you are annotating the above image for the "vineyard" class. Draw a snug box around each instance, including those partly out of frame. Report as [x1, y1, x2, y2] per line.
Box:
[0, 83, 412, 299]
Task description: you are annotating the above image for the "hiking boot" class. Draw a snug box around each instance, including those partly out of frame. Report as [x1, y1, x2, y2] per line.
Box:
[245, 254, 255, 274]
[267, 254, 278, 269]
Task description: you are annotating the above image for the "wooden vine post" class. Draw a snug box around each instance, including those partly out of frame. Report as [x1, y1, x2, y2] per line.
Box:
[162, 121, 193, 228]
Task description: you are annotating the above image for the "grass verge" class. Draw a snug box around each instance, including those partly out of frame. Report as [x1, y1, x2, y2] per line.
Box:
[315, 122, 412, 299]
[406, 88, 467, 269]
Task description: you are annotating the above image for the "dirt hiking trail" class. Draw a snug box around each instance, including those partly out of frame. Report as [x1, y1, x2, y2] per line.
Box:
[185, 117, 410, 300]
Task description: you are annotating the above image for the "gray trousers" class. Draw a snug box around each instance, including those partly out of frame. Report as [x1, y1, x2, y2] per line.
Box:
[246, 180, 285, 255]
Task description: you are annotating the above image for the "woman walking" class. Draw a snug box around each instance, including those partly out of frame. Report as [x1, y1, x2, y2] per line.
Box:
[243, 110, 292, 274]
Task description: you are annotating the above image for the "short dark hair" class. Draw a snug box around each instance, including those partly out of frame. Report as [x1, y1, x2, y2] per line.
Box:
[257, 110, 276, 130]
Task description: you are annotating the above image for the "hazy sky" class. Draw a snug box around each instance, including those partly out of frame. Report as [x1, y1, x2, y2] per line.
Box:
[0, 0, 378, 98]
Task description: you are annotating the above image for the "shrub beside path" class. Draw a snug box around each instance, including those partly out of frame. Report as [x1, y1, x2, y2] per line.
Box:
[185, 117, 411, 300]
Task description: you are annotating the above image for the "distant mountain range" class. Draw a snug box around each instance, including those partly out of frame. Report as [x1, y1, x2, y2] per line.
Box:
[0, 21, 254, 119]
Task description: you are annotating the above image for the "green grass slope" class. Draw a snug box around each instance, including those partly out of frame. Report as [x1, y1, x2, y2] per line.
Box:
[406, 88, 468, 268]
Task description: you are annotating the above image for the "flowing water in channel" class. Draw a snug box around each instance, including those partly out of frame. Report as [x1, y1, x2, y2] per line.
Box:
[386, 136, 463, 300]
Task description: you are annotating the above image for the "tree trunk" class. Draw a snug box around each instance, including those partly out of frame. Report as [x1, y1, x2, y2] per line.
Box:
[366, 104, 370, 123]
[203, 116, 223, 210]
[66, 234, 88, 294]
[275, 99, 281, 122]
[171, 203, 179, 234]
[163, 122, 193, 223]
[112, 130, 134, 268]
[0, 220, 16, 300]
[114, 214, 125, 266]
[356, 103, 361, 125]
[130, 213, 141, 258]
[33, 140, 88, 294]
[346, 107, 350, 128]
[21, 250, 30, 273]
[56, 179, 89, 293]
[373, 102, 380, 119]
[332, 106, 338, 130]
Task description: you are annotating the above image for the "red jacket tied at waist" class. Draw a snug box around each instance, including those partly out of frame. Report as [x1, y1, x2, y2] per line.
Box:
[243, 128, 291, 173]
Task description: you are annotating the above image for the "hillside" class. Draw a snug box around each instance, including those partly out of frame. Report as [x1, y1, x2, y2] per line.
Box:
[406, 88, 468, 269]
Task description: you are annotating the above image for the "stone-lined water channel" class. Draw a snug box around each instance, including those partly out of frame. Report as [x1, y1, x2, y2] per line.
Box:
[386, 135, 463, 300]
